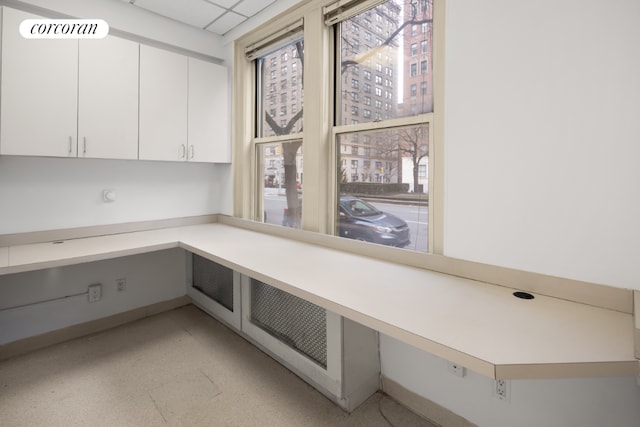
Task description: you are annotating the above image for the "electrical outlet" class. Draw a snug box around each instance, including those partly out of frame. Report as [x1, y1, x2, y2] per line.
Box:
[494, 379, 510, 402]
[88, 283, 102, 303]
[116, 278, 126, 292]
[447, 362, 465, 377]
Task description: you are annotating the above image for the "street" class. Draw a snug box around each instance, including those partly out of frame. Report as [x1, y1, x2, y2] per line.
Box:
[263, 190, 429, 252]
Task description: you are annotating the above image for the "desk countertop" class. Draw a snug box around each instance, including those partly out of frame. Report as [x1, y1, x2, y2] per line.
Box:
[1, 221, 638, 379]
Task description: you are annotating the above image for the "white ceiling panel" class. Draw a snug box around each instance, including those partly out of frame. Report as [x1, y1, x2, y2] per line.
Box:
[206, 11, 246, 35]
[206, 0, 239, 9]
[134, 0, 225, 29]
[126, 0, 284, 35]
[233, 0, 276, 17]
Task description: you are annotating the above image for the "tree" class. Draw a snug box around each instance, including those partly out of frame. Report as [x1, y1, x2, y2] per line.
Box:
[397, 126, 428, 193]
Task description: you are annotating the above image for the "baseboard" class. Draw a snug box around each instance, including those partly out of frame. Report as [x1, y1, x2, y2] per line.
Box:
[0, 296, 192, 361]
[381, 376, 478, 427]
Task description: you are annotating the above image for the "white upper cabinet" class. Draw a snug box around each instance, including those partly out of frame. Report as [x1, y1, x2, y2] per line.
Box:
[139, 44, 188, 162]
[78, 36, 139, 160]
[1, 8, 78, 157]
[1, 8, 139, 160]
[1, 7, 230, 164]
[188, 57, 230, 163]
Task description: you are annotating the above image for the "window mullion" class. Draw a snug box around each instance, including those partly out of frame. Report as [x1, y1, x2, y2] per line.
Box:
[253, 132, 304, 145]
[333, 113, 433, 136]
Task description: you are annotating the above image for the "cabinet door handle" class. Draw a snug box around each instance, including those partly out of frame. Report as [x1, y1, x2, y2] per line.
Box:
[189, 145, 194, 160]
[180, 144, 186, 159]
[68, 136, 73, 155]
[83, 137, 87, 155]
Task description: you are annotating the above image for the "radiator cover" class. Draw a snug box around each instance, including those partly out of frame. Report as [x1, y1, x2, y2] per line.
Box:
[250, 279, 327, 368]
[192, 254, 234, 312]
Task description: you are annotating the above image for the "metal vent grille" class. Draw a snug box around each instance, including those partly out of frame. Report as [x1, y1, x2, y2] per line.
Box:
[192, 255, 234, 312]
[250, 279, 327, 368]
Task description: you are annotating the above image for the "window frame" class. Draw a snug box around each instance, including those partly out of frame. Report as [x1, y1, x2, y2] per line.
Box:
[233, 0, 444, 254]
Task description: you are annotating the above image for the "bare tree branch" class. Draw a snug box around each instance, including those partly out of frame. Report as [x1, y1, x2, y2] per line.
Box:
[341, 18, 432, 72]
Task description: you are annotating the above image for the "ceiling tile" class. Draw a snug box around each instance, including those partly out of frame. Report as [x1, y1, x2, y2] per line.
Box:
[206, 11, 246, 35]
[206, 0, 238, 9]
[233, 0, 276, 17]
[135, 0, 225, 29]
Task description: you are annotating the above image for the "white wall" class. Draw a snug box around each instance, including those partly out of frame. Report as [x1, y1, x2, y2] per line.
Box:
[0, 248, 187, 344]
[0, 156, 232, 234]
[382, 1, 640, 426]
[381, 335, 640, 427]
[443, 0, 640, 290]
[0, 0, 234, 235]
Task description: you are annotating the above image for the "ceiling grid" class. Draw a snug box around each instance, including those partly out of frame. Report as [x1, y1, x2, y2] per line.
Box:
[122, 0, 277, 35]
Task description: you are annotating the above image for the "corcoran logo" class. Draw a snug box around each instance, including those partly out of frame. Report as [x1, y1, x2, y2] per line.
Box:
[19, 19, 109, 39]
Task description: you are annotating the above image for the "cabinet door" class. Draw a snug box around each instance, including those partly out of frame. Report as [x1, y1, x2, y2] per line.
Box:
[78, 36, 139, 160]
[0, 8, 78, 157]
[188, 58, 230, 163]
[139, 45, 188, 161]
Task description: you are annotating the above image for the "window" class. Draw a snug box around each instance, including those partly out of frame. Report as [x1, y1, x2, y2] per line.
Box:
[259, 141, 303, 228]
[253, 31, 304, 229]
[410, 63, 417, 77]
[237, 0, 438, 254]
[421, 59, 428, 74]
[336, 0, 433, 252]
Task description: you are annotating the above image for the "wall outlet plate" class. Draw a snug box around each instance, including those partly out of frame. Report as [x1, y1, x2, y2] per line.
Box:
[88, 283, 102, 302]
[447, 362, 465, 377]
[494, 379, 510, 402]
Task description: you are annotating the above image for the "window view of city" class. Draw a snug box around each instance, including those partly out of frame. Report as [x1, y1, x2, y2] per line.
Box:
[336, 0, 432, 252]
[256, 37, 304, 229]
[259, 140, 303, 228]
[256, 38, 304, 138]
[256, 0, 432, 252]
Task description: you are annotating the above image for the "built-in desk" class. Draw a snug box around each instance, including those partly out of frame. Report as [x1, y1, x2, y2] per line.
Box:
[1, 217, 638, 379]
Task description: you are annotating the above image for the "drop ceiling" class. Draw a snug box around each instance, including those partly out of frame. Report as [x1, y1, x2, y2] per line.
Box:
[122, 0, 278, 35]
